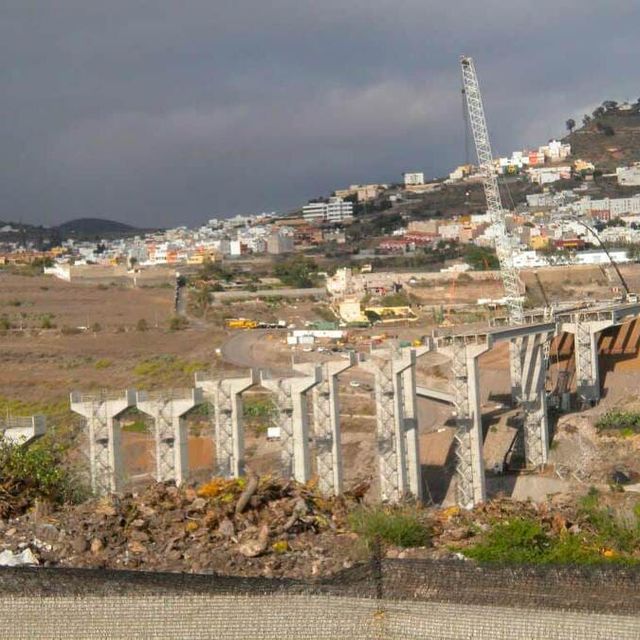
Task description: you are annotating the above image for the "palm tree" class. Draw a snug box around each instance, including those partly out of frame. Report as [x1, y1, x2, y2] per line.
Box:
[566, 118, 576, 134]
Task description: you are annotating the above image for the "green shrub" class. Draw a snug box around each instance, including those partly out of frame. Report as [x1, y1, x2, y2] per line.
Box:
[578, 489, 640, 554]
[379, 291, 411, 307]
[121, 420, 148, 433]
[464, 494, 640, 565]
[169, 315, 189, 331]
[596, 410, 640, 434]
[349, 506, 430, 548]
[133, 355, 207, 383]
[94, 358, 112, 370]
[463, 518, 551, 564]
[0, 436, 80, 517]
[40, 314, 55, 329]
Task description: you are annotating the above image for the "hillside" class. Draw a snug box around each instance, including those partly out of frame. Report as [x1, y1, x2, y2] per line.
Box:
[55, 217, 141, 237]
[564, 105, 640, 170]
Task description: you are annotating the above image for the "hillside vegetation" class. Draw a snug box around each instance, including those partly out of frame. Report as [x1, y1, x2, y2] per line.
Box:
[565, 102, 640, 170]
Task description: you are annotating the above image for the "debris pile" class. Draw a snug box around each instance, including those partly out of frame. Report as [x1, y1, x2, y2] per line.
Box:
[0, 476, 370, 578]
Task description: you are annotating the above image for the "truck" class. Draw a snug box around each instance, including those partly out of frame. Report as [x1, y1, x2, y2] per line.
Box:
[226, 318, 258, 329]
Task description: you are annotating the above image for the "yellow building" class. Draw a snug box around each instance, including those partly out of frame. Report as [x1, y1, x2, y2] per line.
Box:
[574, 158, 595, 173]
[530, 235, 550, 250]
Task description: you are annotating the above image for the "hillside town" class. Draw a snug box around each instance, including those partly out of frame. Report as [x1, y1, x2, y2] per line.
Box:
[3, 104, 640, 294]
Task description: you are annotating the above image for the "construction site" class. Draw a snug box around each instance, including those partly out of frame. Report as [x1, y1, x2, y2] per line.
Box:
[11, 56, 637, 513]
[5, 56, 640, 638]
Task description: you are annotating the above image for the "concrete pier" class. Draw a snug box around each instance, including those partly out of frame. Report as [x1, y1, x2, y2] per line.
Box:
[260, 365, 321, 483]
[196, 370, 257, 478]
[311, 354, 356, 496]
[361, 346, 423, 502]
[436, 322, 556, 509]
[560, 319, 610, 405]
[557, 303, 640, 406]
[508, 330, 555, 468]
[136, 388, 203, 485]
[0, 415, 46, 445]
[70, 390, 136, 495]
[439, 342, 488, 510]
[401, 344, 432, 501]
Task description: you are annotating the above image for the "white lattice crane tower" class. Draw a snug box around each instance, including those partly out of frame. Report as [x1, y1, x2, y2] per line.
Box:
[460, 55, 524, 325]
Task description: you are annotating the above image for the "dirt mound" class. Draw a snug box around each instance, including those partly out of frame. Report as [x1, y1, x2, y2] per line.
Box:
[0, 477, 372, 578]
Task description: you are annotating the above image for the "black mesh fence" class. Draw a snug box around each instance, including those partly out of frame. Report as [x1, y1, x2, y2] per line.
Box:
[2, 559, 640, 639]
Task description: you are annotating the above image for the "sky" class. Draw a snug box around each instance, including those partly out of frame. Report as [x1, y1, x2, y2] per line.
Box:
[2, 1, 640, 228]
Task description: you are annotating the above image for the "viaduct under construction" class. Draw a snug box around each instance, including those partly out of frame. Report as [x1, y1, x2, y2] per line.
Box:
[61, 55, 640, 510]
[65, 298, 640, 510]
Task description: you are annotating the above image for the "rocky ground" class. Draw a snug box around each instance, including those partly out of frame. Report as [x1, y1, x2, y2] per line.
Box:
[5, 399, 640, 576]
[1, 476, 374, 577]
[0, 470, 627, 578]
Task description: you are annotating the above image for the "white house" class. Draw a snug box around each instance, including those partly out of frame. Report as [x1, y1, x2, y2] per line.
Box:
[617, 164, 640, 187]
[402, 172, 425, 186]
[574, 249, 630, 265]
[512, 251, 549, 269]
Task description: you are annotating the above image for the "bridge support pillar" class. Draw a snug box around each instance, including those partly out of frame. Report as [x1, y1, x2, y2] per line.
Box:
[439, 343, 488, 510]
[196, 371, 257, 478]
[261, 365, 321, 483]
[361, 346, 424, 503]
[509, 331, 555, 468]
[70, 390, 136, 495]
[563, 319, 613, 406]
[311, 354, 356, 496]
[520, 331, 554, 467]
[0, 415, 46, 445]
[136, 388, 203, 485]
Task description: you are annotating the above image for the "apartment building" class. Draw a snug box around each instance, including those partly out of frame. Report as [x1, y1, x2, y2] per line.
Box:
[402, 172, 424, 186]
[302, 197, 354, 223]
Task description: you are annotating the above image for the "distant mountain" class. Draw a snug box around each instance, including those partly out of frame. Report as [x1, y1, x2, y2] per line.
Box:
[54, 217, 142, 237]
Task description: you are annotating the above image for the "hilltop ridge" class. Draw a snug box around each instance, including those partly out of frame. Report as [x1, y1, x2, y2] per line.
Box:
[564, 102, 640, 169]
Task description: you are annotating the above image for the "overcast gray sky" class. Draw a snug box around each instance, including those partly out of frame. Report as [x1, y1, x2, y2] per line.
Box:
[2, 1, 639, 227]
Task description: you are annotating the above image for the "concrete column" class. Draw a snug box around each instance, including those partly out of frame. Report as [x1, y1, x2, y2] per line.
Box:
[136, 388, 203, 485]
[509, 331, 555, 468]
[563, 319, 612, 405]
[401, 344, 432, 501]
[0, 415, 46, 445]
[260, 365, 321, 483]
[361, 347, 422, 503]
[311, 353, 356, 496]
[70, 390, 136, 495]
[508, 338, 524, 404]
[196, 370, 257, 478]
[519, 332, 554, 467]
[440, 342, 488, 510]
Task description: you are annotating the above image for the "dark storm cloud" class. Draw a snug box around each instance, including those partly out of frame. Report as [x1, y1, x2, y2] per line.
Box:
[1, 1, 640, 227]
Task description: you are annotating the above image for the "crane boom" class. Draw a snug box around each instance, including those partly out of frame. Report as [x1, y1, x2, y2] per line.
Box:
[460, 56, 524, 325]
